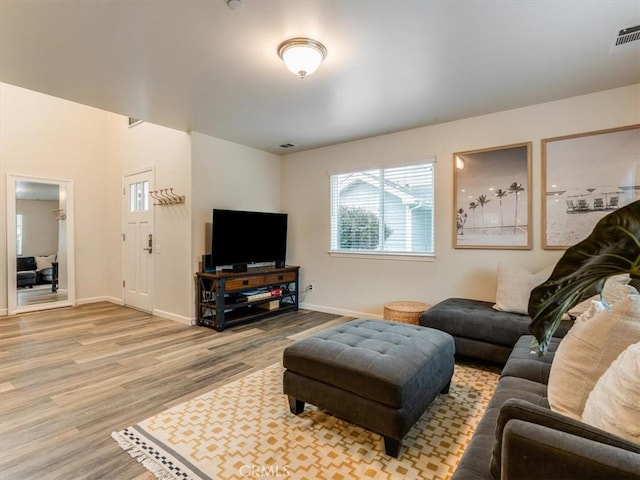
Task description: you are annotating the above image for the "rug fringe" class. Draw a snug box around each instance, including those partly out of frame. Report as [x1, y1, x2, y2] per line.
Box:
[111, 431, 179, 480]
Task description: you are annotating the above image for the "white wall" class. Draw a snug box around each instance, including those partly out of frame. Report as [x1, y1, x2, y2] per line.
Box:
[1, 83, 278, 321]
[107, 118, 193, 322]
[3, 82, 637, 320]
[16, 199, 59, 256]
[1, 84, 192, 321]
[1, 83, 116, 312]
[190, 132, 282, 283]
[282, 85, 640, 318]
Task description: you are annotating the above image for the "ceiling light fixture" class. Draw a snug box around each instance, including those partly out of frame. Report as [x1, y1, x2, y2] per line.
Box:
[277, 37, 327, 79]
[226, 0, 244, 12]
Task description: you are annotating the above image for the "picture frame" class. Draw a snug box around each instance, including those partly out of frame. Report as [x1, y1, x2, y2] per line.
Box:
[542, 124, 640, 249]
[453, 142, 532, 249]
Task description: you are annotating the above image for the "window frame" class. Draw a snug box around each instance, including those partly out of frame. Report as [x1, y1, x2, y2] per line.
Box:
[329, 158, 436, 259]
[129, 180, 149, 212]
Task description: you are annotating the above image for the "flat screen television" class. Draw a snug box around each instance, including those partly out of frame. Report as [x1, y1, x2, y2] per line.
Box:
[211, 209, 288, 271]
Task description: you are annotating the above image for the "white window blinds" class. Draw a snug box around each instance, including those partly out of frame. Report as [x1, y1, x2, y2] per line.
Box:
[330, 161, 435, 255]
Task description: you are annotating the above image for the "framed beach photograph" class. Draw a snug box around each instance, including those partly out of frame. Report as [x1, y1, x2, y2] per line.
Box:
[542, 124, 640, 249]
[454, 142, 532, 249]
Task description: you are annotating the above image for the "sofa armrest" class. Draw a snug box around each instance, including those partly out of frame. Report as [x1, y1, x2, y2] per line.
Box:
[502, 420, 640, 480]
[491, 398, 640, 478]
[16, 256, 37, 272]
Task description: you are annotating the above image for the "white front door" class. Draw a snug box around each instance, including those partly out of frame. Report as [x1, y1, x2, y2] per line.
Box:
[123, 170, 154, 312]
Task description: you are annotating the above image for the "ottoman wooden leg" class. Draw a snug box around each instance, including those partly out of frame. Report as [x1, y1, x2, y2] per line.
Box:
[441, 380, 451, 394]
[288, 396, 305, 414]
[383, 437, 400, 457]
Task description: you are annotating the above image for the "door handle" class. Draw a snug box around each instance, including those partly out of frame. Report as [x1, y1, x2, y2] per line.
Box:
[143, 234, 153, 253]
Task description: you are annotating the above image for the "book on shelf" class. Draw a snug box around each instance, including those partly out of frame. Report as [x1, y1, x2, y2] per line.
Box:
[240, 289, 272, 302]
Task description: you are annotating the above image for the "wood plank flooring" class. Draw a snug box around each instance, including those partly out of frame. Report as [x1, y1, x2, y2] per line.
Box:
[0, 302, 350, 480]
[17, 286, 67, 307]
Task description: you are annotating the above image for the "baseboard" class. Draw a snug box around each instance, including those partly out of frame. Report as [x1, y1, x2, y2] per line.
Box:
[77, 296, 124, 306]
[2, 301, 356, 324]
[3, 296, 191, 326]
[299, 302, 382, 320]
[153, 308, 193, 325]
[77, 296, 191, 325]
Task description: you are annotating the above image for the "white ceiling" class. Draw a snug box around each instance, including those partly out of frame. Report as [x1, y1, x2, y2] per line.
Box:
[1, 1, 639, 155]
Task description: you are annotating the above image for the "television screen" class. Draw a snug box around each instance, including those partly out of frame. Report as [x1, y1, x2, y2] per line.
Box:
[211, 209, 288, 269]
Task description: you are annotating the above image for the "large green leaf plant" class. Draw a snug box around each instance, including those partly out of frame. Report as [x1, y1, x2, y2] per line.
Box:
[528, 200, 640, 355]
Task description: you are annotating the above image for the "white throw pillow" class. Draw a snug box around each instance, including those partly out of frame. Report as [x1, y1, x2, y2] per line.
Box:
[582, 342, 640, 443]
[568, 274, 637, 317]
[602, 274, 638, 307]
[547, 293, 640, 420]
[35, 254, 56, 271]
[573, 299, 605, 325]
[493, 262, 553, 315]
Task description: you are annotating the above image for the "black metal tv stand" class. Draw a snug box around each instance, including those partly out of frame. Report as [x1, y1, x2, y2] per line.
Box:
[195, 265, 300, 331]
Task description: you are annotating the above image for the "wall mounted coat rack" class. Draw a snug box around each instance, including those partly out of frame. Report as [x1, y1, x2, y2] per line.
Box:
[150, 188, 185, 206]
[52, 208, 67, 220]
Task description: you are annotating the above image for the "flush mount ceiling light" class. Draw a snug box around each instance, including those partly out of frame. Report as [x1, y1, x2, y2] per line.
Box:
[277, 37, 327, 79]
[226, 0, 244, 11]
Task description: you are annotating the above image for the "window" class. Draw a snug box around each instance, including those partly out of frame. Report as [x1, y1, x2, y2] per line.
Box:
[330, 161, 435, 255]
[129, 181, 149, 212]
[16, 214, 23, 256]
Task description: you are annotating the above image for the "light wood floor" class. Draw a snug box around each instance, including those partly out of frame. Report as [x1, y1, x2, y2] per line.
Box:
[0, 302, 349, 480]
[17, 285, 67, 307]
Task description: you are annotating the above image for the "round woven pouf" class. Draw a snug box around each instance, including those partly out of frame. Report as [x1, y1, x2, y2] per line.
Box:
[383, 300, 431, 324]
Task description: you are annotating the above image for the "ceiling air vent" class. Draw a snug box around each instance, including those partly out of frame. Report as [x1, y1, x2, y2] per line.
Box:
[610, 23, 640, 53]
[279, 143, 296, 149]
[128, 117, 143, 128]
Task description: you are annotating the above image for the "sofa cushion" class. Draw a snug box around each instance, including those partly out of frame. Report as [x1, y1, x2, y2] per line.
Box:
[500, 335, 561, 385]
[547, 294, 640, 420]
[582, 342, 640, 443]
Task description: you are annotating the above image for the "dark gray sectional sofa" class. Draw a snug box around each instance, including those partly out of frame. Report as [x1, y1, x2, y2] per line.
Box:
[419, 298, 640, 480]
[453, 335, 640, 480]
[16, 256, 57, 289]
[419, 297, 573, 364]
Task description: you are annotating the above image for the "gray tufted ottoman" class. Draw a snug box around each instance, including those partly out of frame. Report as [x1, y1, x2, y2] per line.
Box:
[282, 318, 455, 457]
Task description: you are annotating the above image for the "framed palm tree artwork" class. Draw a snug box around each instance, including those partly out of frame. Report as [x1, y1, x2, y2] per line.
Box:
[542, 124, 640, 249]
[453, 142, 532, 249]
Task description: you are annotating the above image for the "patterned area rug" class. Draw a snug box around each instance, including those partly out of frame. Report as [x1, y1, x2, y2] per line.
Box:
[112, 363, 498, 480]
